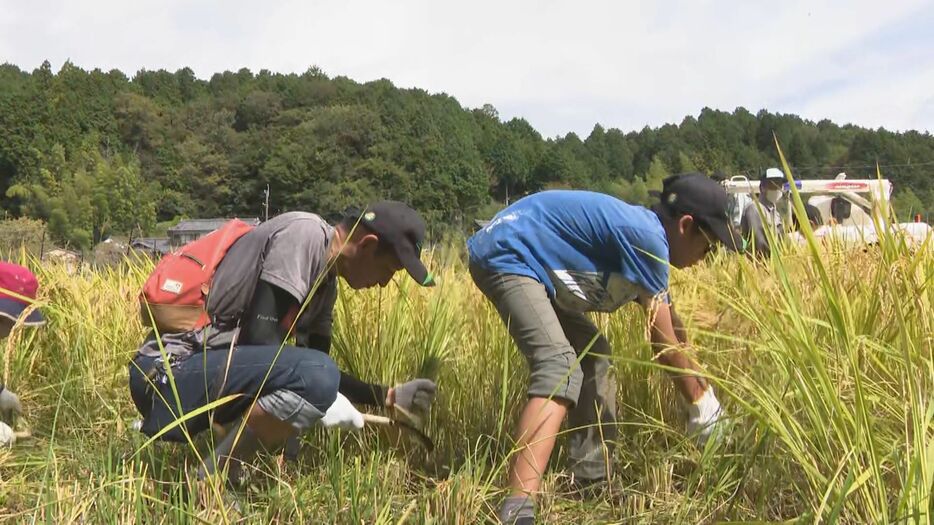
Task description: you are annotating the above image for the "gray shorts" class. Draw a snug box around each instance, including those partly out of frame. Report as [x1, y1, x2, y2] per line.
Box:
[469, 263, 610, 406]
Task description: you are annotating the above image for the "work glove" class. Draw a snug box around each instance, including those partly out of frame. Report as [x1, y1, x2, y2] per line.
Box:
[389, 378, 436, 417]
[319, 393, 364, 431]
[686, 387, 724, 446]
[0, 386, 22, 425]
[0, 421, 15, 447]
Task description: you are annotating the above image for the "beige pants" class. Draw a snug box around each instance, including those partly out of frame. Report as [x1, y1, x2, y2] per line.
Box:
[469, 262, 618, 480]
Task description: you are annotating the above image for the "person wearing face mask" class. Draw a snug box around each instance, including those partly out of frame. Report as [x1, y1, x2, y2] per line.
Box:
[741, 167, 786, 257]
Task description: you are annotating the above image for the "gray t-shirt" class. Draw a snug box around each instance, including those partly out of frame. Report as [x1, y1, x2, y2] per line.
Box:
[257, 212, 337, 337]
[741, 196, 784, 256]
[138, 212, 337, 358]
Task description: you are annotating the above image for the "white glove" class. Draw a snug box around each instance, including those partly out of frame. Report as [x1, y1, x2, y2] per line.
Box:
[0, 421, 15, 447]
[319, 393, 364, 431]
[0, 387, 22, 425]
[686, 388, 724, 446]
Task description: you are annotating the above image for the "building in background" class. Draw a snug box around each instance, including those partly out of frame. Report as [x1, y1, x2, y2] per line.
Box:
[167, 218, 260, 247]
[129, 237, 172, 256]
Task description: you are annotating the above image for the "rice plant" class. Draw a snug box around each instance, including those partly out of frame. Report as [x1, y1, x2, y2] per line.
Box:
[0, 199, 930, 523]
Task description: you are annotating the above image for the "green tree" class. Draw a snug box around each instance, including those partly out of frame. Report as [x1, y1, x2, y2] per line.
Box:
[644, 155, 669, 193]
[626, 177, 650, 205]
[6, 146, 155, 249]
[891, 188, 925, 222]
[677, 151, 698, 173]
[2, 62, 934, 237]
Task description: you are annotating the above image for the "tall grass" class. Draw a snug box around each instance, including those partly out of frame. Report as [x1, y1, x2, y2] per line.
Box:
[0, 211, 930, 523]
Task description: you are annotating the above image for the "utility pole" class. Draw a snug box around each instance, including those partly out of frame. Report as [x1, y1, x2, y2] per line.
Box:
[263, 184, 270, 222]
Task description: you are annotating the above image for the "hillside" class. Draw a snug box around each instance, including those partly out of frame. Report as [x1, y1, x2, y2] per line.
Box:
[1, 61, 932, 248]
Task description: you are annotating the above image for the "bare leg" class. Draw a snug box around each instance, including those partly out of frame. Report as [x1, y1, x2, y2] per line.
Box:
[199, 405, 295, 484]
[499, 396, 570, 523]
[508, 396, 570, 495]
[245, 404, 295, 447]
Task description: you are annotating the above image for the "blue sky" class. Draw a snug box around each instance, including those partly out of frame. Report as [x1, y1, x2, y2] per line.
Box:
[1, 0, 931, 138]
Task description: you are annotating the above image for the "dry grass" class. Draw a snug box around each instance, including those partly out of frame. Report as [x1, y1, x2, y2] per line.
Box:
[0, 220, 931, 523]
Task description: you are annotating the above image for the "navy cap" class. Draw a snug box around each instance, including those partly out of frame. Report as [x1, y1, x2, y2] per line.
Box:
[347, 201, 434, 286]
[659, 173, 741, 252]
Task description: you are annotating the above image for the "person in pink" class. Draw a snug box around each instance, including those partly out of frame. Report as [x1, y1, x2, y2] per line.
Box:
[0, 261, 46, 424]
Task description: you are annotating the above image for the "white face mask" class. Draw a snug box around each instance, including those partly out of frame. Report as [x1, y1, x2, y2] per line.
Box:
[764, 189, 783, 204]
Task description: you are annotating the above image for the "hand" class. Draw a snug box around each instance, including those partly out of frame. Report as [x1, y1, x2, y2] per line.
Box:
[387, 378, 436, 417]
[0, 421, 15, 447]
[319, 393, 364, 431]
[686, 387, 724, 446]
[0, 387, 22, 425]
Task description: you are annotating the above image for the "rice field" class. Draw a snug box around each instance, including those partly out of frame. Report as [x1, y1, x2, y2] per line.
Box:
[0, 217, 931, 523]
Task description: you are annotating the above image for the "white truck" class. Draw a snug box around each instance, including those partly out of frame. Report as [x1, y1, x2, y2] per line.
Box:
[721, 172, 932, 247]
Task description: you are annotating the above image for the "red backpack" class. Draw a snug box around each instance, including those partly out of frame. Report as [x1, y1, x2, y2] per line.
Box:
[140, 219, 255, 333]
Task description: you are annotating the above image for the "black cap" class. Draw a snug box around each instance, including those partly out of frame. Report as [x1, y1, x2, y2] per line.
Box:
[658, 172, 741, 252]
[348, 201, 435, 286]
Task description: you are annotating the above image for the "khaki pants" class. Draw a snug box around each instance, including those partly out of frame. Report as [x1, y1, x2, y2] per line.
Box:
[470, 263, 617, 480]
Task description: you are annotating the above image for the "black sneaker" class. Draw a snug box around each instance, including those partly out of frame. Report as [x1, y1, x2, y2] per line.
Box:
[498, 495, 535, 524]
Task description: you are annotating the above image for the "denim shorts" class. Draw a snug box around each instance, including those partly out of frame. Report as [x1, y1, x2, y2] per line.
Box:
[128, 345, 339, 442]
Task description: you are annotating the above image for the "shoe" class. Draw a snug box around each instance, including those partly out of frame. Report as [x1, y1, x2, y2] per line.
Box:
[498, 495, 535, 524]
[197, 422, 262, 487]
[282, 435, 301, 462]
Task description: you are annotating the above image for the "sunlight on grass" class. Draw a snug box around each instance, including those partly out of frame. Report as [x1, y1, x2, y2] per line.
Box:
[0, 179, 930, 523]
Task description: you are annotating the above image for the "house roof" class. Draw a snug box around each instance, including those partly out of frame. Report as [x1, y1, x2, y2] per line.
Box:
[167, 218, 260, 234]
[131, 237, 172, 253]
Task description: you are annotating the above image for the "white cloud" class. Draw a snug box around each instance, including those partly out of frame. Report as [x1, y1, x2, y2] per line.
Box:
[0, 0, 931, 137]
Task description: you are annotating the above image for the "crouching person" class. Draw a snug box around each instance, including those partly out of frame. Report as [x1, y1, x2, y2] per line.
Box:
[0, 262, 46, 436]
[127, 202, 437, 483]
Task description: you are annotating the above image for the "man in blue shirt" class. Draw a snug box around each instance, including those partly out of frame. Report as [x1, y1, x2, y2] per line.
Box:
[468, 173, 739, 524]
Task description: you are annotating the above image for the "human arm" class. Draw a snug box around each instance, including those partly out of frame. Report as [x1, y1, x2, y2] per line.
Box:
[243, 280, 390, 407]
[302, 331, 435, 415]
[641, 296, 723, 444]
[641, 296, 707, 401]
[669, 303, 689, 346]
[239, 279, 295, 345]
[296, 311, 435, 414]
[741, 203, 771, 257]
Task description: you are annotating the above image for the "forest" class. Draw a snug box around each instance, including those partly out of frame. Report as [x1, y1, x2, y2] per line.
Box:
[2, 61, 932, 249]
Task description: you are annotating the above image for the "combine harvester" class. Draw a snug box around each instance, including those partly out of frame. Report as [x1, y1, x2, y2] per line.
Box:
[722, 172, 932, 247]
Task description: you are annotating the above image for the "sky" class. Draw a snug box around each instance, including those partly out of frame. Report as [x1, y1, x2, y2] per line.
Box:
[1, 0, 932, 138]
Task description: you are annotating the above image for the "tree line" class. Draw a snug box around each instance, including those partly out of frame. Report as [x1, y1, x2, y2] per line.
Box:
[1, 61, 932, 249]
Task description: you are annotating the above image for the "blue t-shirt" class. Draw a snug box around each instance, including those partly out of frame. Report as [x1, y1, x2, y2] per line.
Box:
[467, 190, 670, 313]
